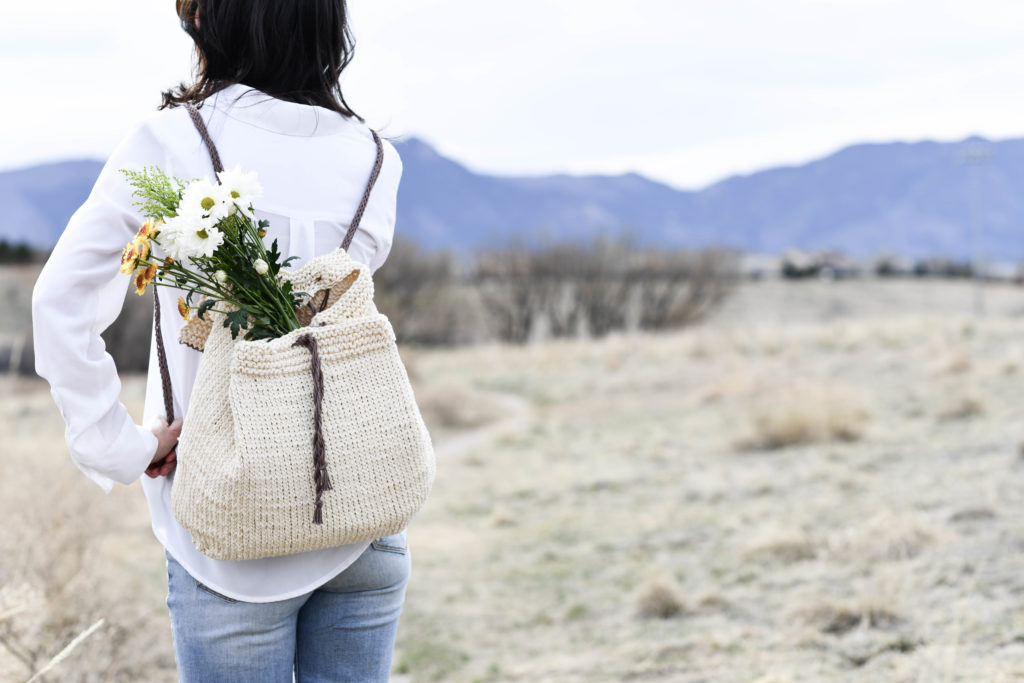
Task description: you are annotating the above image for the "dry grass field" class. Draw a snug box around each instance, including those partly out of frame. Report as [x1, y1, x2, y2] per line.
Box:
[4, 278, 1024, 681]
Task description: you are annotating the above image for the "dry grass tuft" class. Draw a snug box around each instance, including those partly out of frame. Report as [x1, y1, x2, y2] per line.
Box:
[26, 618, 105, 683]
[634, 581, 685, 620]
[1000, 350, 1020, 375]
[489, 505, 517, 527]
[744, 527, 818, 563]
[737, 382, 869, 450]
[936, 393, 984, 421]
[940, 349, 972, 374]
[797, 600, 901, 635]
[825, 512, 937, 562]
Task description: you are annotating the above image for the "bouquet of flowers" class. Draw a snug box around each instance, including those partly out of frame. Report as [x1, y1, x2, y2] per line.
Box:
[118, 165, 305, 340]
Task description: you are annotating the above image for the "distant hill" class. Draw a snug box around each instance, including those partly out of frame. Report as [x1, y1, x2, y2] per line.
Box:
[0, 160, 103, 249]
[1, 135, 1020, 258]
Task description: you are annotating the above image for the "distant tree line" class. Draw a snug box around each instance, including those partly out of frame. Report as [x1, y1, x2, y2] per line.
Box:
[775, 249, 1009, 281]
[0, 240, 35, 264]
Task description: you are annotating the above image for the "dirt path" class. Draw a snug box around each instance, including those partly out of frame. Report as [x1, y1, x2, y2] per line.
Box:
[432, 388, 534, 460]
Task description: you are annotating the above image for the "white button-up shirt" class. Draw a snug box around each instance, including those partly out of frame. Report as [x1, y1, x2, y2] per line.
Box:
[31, 83, 402, 602]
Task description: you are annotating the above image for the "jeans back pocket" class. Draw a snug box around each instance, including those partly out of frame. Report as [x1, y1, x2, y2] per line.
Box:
[370, 530, 408, 554]
[195, 579, 240, 603]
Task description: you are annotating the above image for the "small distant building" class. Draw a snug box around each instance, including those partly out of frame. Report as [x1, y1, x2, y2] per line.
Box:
[781, 249, 818, 279]
[872, 253, 915, 277]
[780, 248, 861, 280]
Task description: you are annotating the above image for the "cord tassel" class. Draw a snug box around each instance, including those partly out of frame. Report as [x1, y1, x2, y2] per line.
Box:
[313, 499, 324, 526]
[319, 465, 333, 492]
[294, 333, 330, 525]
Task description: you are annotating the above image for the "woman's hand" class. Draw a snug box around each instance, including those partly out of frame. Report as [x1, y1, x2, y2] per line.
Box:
[147, 417, 183, 478]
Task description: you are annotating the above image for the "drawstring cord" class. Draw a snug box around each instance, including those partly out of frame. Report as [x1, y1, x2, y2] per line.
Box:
[292, 333, 333, 524]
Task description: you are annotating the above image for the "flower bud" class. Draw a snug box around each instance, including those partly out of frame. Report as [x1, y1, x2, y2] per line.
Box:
[253, 259, 269, 275]
[215, 270, 228, 283]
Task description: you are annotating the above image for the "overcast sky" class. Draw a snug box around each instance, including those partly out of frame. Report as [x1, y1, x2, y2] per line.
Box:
[2, 1, 1024, 189]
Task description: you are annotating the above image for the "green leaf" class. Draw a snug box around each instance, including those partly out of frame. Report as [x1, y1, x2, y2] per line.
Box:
[197, 299, 216, 320]
[244, 326, 277, 341]
[267, 239, 283, 268]
[224, 309, 250, 339]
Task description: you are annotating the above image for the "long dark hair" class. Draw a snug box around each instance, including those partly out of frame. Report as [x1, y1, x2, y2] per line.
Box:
[162, 0, 362, 121]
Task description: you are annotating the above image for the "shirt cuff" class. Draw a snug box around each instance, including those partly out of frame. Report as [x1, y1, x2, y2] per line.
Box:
[71, 420, 159, 494]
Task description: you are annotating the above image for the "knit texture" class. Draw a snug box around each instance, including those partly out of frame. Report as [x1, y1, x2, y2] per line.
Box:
[171, 248, 436, 560]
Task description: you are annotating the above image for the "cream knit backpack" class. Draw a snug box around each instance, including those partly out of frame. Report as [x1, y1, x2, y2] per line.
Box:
[151, 103, 436, 561]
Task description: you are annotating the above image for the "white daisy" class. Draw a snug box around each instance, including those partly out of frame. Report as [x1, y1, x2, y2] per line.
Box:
[183, 226, 225, 259]
[181, 177, 232, 224]
[216, 165, 263, 217]
[154, 214, 191, 261]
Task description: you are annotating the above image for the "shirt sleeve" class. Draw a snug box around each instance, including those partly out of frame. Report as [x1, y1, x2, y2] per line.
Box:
[31, 118, 165, 493]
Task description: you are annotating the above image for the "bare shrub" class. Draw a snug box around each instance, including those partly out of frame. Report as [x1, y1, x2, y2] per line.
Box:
[473, 232, 737, 343]
[101, 286, 155, 373]
[635, 247, 737, 330]
[373, 236, 480, 346]
[2, 263, 154, 376]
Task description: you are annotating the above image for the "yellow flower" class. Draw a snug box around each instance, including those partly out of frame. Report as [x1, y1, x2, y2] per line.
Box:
[177, 297, 190, 321]
[135, 219, 161, 241]
[120, 242, 139, 275]
[134, 236, 151, 262]
[134, 263, 158, 296]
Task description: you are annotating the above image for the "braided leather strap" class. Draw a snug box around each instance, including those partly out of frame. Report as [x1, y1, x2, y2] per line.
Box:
[342, 129, 384, 250]
[185, 103, 225, 174]
[153, 292, 175, 422]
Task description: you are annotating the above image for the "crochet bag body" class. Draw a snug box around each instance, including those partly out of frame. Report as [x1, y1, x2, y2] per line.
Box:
[154, 104, 435, 561]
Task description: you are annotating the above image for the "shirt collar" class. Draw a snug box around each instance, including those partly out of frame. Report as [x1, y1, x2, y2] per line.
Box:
[208, 83, 356, 137]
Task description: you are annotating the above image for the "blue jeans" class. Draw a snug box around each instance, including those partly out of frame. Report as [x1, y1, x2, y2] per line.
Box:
[165, 531, 411, 682]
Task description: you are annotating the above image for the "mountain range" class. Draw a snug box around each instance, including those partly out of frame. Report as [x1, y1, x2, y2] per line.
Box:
[1, 135, 1020, 259]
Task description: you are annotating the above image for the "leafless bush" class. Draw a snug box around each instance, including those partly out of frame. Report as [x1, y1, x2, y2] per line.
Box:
[634, 247, 737, 330]
[373, 236, 483, 346]
[2, 267, 152, 377]
[473, 232, 737, 343]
